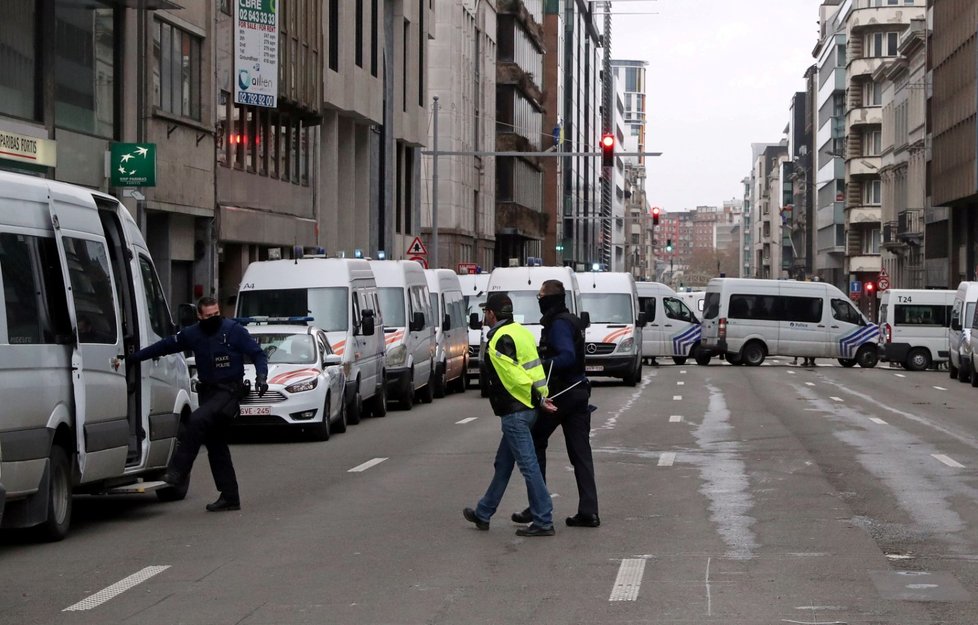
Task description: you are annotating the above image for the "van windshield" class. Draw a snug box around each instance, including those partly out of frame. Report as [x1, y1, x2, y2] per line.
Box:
[237, 287, 348, 332]
[581, 294, 633, 324]
[500, 291, 572, 325]
[378, 287, 406, 328]
[464, 292, 487, 318]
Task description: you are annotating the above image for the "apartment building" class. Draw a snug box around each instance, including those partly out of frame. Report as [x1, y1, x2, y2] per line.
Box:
[750, 142, 789, 279]
[788, 89, 815, 279]
[423, 0, 497, 271]
[741, 176, 753, 278]
[929, 0, 977, 286]
[495, 0, 546, 266]
[613, 59, 652, 276]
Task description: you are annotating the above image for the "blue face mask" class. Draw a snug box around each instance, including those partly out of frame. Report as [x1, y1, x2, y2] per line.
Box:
[199, 315, 223, 334]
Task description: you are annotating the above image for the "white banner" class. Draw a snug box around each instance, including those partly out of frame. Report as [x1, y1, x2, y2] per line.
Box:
[234, 0, 278, 108]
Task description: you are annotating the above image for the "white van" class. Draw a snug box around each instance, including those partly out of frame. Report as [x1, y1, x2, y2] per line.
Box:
[678, 290, 706, 317]
[0, 171, 193, 540]
[578, 272, 645, 385]
[636, 281, 707, 366]
[425, 269, 468, 396]
[877, 289, 953, 371]
[369, 260, 436, 409]
[948, 281, 978, 382]
[458, 273, 489, 385]
[484, 266, 582, 343]
[236, 258, 387, 422]
[700, 278, 880, 367]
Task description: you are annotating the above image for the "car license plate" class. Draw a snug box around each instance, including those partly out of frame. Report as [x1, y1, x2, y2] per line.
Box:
[240, 406, 271, 416]
[585, 365, 603, 372]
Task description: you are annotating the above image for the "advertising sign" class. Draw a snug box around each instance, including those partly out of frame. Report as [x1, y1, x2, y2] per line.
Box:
[110, 143, 156, 187]
[234, 0, 278, 108]
[0, 130, 56, 167]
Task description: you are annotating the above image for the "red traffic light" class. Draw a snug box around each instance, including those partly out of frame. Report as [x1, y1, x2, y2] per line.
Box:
[652, 206, 660, 225]
[865, 281, 876, 293]
[600, 134, 615, 149]
[601, 133, 614, 167]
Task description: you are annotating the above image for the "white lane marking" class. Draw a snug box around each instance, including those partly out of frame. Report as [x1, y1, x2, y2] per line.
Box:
[933, 386, 948, 391]
[869, 417, 888, 425]
[673, 395, 683, 401]
[658, 452, 676, 467]
[894, 373, 906, 378]
[609, 558, 647, 601]
[348, 457, 388, 472]
[456, 417, 478, 424]
[669, 415, 683, 423]
[677, 381, 685, 386]
[680, 370, 687, 374]
[830, 396, 844, 402]
[705, 557, 712, 616]
[805, 382, 816, 387]
[932, 454, 965, 468]
[787, 370, 796, 375]
[63, 566, 170, 611]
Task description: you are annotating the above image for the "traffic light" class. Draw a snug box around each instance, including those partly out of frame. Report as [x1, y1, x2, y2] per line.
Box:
[865, 281, 876, 295]
[600, 132, 615, 168]
[652, 206, 660, 225]
[666, 239, 673, 253]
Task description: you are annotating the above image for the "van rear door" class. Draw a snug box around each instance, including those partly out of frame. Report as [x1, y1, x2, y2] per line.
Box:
[47, 191, 128, 477]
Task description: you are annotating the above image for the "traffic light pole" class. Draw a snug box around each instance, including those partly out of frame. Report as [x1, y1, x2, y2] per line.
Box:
[431, 96, 440, 269]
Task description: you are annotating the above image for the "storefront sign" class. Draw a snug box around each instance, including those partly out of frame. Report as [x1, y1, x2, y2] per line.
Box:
[234, 0, 278, 108]
[0, 130, 56, 167]
[110, 143, 157, 187]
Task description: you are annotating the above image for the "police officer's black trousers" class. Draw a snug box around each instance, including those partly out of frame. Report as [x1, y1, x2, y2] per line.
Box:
[531, 384, 598, 517]
[170, 386, 239, 501]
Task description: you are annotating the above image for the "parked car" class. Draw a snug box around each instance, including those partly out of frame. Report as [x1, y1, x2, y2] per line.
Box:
[236, 322, 346, 441]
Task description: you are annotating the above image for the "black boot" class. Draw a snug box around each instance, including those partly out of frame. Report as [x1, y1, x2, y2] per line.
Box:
[205, 496, 240, 512]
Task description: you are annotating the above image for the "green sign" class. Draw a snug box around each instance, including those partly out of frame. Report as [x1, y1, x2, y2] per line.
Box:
[110, 143, 156, 187]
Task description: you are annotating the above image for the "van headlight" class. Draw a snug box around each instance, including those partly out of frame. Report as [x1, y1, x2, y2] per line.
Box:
[617, 338, 634, 353]
[387, 344, 408, 367]
[286, 378, 318, 393]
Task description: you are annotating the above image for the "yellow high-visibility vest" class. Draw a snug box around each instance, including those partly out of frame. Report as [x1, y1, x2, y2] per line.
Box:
[488, 322, 549, 408]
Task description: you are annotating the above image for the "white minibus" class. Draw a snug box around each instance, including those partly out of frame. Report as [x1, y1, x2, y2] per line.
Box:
[636, 281, 707, 366]
[458, 273, 489, 385]
[425, 269, 468, 396]
[579, 272, 645, 385]
[700, 278, 879, 367]
[877, 289, 953, 371]
[236, 258, 387, 422]
[948, 281, 978, 382]
[369, 260, 436, 409]
[0, 171, 193, 540]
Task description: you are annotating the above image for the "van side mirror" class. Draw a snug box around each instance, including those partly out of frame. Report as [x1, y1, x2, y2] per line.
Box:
[409, 311, 425, 332]
[469, 312, 482, 330]
[177, 303, 197, 329]
[580, 311, 591, 328]
[636, 312, 647, 327]
[324, 353, 342, 366]
[361, 309, 376, 336]
[442, 313, 451, 332]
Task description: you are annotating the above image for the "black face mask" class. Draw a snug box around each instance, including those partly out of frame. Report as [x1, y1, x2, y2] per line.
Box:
[199, 315, 223, 334]
[538, 294, 564, 316]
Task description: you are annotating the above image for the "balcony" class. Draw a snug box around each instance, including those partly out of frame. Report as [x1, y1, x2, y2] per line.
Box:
[897, 208, 923, 243]
[849, 255, 882, 273]
[848, 56, 884, 78]
[848, 156, 881, 177]
[846, 105, 882, 129]
[881, 220, 902, 250]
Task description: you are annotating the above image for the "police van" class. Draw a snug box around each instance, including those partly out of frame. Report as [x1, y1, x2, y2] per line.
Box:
[636, 281, 707, 366]
[948, 281, 978, 382]
[458, 272, 489, 385]
[425, 269, 468, 397]
[877, 288, 954, 371]
[0, 171, 194, 540]
[369, 260, 436, 409]
[579, 272, 645, 385]
[700, 278, 879, 367]
[236, 258, 387, 423]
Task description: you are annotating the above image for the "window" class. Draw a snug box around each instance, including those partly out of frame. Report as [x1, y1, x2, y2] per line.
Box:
[0, 0, 37, 119]
[831, 299, 864, 325]
[55, 4, 115, 136]
[63, 237, 118, 344]
[728, 294, 780, 321]
[863, 228, 881, 254]
[869, 31, 900, 57]
[328, 0, 338, 71]
[865, 81, 882, 107]
[355, 0, 363, 67]
[895, 304, 949, 327]
[782, 296, 823, 323]
[378, 287, 407, 328]
[153, 20, 201, 120]
[237, 287, 349, 332]
[371, 0, 379, 76]
[581, 294, 633, 324]
[138, 255, 173, 338]
[865, 130, 882, 156]
[664, 298, 695, 323]
[865, 179, 882, 205]
[0, 233, 71, 344]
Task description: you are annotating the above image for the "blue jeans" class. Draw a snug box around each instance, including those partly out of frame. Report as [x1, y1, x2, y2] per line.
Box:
[476, 408, 553, 528]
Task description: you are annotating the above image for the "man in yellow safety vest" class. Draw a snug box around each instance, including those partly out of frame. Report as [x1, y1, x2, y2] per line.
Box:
[463, 293, 557, 537]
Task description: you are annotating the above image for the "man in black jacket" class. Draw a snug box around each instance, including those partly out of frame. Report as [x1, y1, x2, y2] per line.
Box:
[513, 279, 600, 528]
[125, 296, 267, 512]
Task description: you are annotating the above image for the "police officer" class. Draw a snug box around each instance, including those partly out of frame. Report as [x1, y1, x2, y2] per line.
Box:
[125, 296, 268, 512]
[512, 279, 600, 528]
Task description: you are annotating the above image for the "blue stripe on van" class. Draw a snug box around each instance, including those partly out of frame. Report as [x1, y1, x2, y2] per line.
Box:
[839, 325, 880, 359]
[672, 324, 702, 357]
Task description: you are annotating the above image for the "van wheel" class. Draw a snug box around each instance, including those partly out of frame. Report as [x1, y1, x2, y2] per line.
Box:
[949, 360, 959, 379]
[970, 366, 978, 387]
[905, 348, 931, 372]
[311, 394, 331, 441]
[694, 351, 711, 366]
[623, 364, 640, 387]
[417, 367, 435, 404]
[856, 345, 878, 368]
[838, 358, 857, 368]
[672, 356, 687, 365]
[347, 388, 363, 424]
[724, 352, 742, 365]
[400, 372, 415, 410]
[38, 445, 72, 542]
[741, 342, 766, 366]
[451, 361, 468, 394]
[368, 378, 387, 418]
[960, 361, 972, 384]
[432, 363, 447, 399]
[334, 393, 348, 432]
[479, 371, 489, 398]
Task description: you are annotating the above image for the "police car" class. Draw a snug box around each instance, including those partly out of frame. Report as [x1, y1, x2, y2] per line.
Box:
[237, 319, 347, 441]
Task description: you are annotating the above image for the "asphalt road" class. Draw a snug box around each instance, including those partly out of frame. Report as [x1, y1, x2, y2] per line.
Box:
[2, 358, 978, 624]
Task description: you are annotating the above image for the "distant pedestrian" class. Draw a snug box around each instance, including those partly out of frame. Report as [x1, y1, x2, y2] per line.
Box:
[463, 293, 558, 537]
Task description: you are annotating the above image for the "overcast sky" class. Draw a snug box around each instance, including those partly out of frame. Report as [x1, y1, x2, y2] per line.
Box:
[612, 0, 824, 213]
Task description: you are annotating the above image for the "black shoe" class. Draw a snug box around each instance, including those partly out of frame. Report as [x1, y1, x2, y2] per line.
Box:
[205, 496, 240, 512]
[463, 507, 489, 530]
[516, 524, 555, 537]
[566, 513, 600, 528]
[161, 471, 183, 486]
[511, 508, 532, 524]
